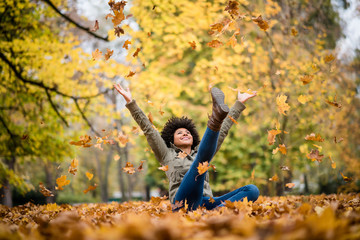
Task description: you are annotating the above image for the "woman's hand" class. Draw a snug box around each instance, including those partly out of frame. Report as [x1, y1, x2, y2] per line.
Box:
[238, 89, 257, 103]
[114, 83, 132, 103]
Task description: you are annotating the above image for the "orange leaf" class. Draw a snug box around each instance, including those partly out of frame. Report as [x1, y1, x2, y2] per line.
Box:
[114, 154, 120, 161]
[291, 27, 298, 36]
[209, 197, 215, 203]
[123, 162, 135, 174]
[126, 71, 135, 78]
[178, 151, 188, 159]
[269, 174, 279, 182]
[252, 15, 269, 31]
[148, 112, 154, 124]
[279, 144, 287, 155]
[305, 133, 324, 142]
[122, 40, 131, 50]
[104, 48, 114, 61]
[39, 182, 54, 197]
[210, 164, 216, 172]
[55, 175, 70, 190]
[285, 183, 295, 188]
[300, 74, 314, 85]
[68, 158, 78, 175]
[133, 48, 141, 57]
[114, 26, 124, 36]
[340, 172, 353, 182]
[138, 160, 145, 171]
[158, 165, 169, 171]
[207, 40, 223, 48]
[329, 156, 336, 169]
[84, 184, 97, 194]
[324, 54, 335, 63]
[117, 132, 129, 146]
[112, 9, 125, 26]
[188, 41, 196, 50]
[92, 49, 102, 61]
[197, 161, 210, 175]
[86, 172, 94, 180]
[228, 115, 238, 124]
[267, 129, 282, 145]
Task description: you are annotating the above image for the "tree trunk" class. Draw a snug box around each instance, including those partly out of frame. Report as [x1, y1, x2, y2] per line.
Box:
[102, 147, 113, 202]
[44, 161, 55, 203]
[304, 173, 309, 194]
[1, 156, 16, 207]
[116, 145, 128, 201]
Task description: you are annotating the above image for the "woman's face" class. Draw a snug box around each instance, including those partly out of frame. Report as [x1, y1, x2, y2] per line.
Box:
[173, 128, 193, 148]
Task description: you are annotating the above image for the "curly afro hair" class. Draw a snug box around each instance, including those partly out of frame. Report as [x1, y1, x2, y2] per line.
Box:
[161, 116, 200, 149]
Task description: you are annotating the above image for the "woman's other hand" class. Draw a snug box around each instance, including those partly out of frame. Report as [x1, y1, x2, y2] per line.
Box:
[114, 83, 132, 103]
[238, 89, 257, 103]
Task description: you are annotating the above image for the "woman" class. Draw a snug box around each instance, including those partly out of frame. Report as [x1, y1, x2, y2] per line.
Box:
[114, 84, 259, 211]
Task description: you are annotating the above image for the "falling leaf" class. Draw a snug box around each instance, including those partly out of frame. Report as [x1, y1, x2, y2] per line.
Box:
[39, 182, 54, 197]
[112, 10, 125, 26]
[280, 166, 290, 171]
[117, 132, 129, 146]
[291, 27, 298, 36]
[267, 129, 282, 145]
[228, 115, 238, 124]
[90, 20, 99, 32]
[159, 106, 165, 116]
[279, 144, 287, 154]
[324, 54, 335, 63]
[210, 23, 223, 32]
[158, 165, 168, 171]
[123, 162, 135, 174]
[207, 40, 223, 48]
[312, 144, 322, 152]
[114, 26, 124, 36]
[148, 112, 154, 124]
[147, 100, 154, 107]
[138, 161, 145, 171]
[86, 172, 94, 180]
[188, 41, 196, 50]
[84, 184, 97, 194]
[300, 74, 314, 85]
[197, 162, 210, 175]
[276, 95, 290, 116]
[334, 136, 344, 143]
[269, 174, 279, 182]
[133, 48, 141, 57]
[225, 0, 239, 16]
[131, 126, 139, 134]
[122, 40, 131, 50]
[125, 71, 135, 78]
[92, 49, 102, 61]
[126, 14, 133, 19]
[325, 97, 342, 108]
[114, 154, 120, 161]
[104, 48, 114, 60]
[340, 172, 353, 182]
[55, 175, 70, 190]
[147, 32, 151, 37]
[227, 29, 241, 48]
[275, 70, 281, 75]
[94, 143, 103, 151]
[210, 164, 216, 172]
[252, 15, 269, 31]
[329, 156, 336, 169]
[285, 183, 295, 188]
[177, 151, 188, 159]
[171, 200, 184, 209]
[272, 147, 279, 154]
[305, 133, 324, 142]
[307, 149, 324, 162]
[68, 158, 78, 175]
[209, 197, 215, 203]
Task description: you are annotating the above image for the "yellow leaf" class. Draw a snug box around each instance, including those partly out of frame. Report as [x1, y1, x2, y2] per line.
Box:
[86, 172, 94, 180]
[55, 175, 70, 190]
[276, 95, 290, 116]
[298, 95, 310, 104]
[197, 161, 210, 175]
[285, 183, 295, 188]
[324, 54, 335, 63]
[84, 184, 97, 194]
[269, 174, 279, 182]
[92, 49, 102, 61]
[291, 27, 298, 36]
[68, 158, 78, 175]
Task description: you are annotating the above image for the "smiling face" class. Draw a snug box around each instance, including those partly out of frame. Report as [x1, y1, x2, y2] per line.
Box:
[173, 128, 193, 148]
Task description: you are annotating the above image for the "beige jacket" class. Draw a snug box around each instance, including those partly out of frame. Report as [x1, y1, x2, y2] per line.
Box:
[126, 100, 246, 203]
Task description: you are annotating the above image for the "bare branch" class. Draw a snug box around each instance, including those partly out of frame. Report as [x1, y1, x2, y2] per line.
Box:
[42, 0, 109, 41]
[45, 89, 69, 127]
[73, 99, 101, 136]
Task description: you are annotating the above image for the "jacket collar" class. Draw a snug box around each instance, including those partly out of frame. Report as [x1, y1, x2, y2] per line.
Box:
[170, 143, 199, 154]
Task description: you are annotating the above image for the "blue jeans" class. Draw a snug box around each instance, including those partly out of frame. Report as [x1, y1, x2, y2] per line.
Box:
[173, 127, 260, 211]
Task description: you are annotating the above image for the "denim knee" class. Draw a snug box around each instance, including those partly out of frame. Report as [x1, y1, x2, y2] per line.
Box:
[245, 184, 260, 202]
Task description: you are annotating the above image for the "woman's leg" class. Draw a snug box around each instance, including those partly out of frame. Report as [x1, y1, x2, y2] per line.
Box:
[173, 127, 219, 211]
[201, 184, 260, 210]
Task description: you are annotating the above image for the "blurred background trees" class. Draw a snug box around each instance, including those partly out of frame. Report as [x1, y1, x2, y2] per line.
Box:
[1, 0, 359, 207]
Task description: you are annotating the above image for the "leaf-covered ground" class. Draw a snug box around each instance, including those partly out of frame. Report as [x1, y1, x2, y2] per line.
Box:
[1, 194, 359, 239]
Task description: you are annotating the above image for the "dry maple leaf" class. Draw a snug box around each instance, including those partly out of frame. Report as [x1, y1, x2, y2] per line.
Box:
[210, 23, 223, 32]
[151, 196, 168, 206]
[306, 149, 324, 162]
[207, 40, 223, 48]
[226, 29, 241, 48]
[340, 172, 353, 182]
[267, 129, 282, 145]
[104, 48, 114, 61]
[92, 49, 102, 61]
[276, 95, 290, 116]
[55, 175, 70, 190]
[126, 14, 133, 19]
[125, 71, 135, 78]
[131, 126, 139, 134]
[291, 27, 298, 36]
[228, 115, 238, 124]
[123, 162, 135, 174]
[325, 97, 342, 108]
[272, 147, 279, 154]
[305, 133, 324, 142]
[225, 0, 239, 16]
[39, 182, 54, 197]
[147, 100, 154, 107]
[148, 112, 154, 124]
[158, 165, 168, 171]
[269, 174, 279, 182]
[324, 54, 335, 63]
[285, 183, 295, 188]
[178, 151, 188, 159]
[111, 10, 125, 26]
[159, 106, 165, 116]
[137, 160, 145, 171]
[86, 172, 94, 180]
[197, 161, 210, 175]
[171, 200, 184, 209]
[209, 197, 215, 203]
[252, 15, 269, 31]
[117, 132, 129, 146]
[122, 40, 131, 49]
[84, 184, 97, 194]
[133, 48, 141, 57]
[68, 158, 78, 175]
[188, 41, 196, 50]
[114, 26, 124, 36]
[334, 136, 344, 143]
[279, 144, 287, 155]
[90, 20, 99, 32]
[69, 135, 92, 147]
[329, 156, 336, 169]
[300, 74, 314, 85]
[108, 0, 127, 11]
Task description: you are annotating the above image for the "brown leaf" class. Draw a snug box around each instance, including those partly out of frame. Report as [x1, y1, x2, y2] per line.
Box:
[104, 48, 114, 61]
[225, 0, 239, 16]
[84, 184, 97, 194]
[207, 40, 223, 48]
[138, 160, 145, 171]
[252, 15, 269, 31]
[340, 172, 353, 182]
[158, 165, 168, 171]
[305, 133, 324, 142]
[324, 54, 335, 63]
[133, 48, 141, 57]
[114, 26, 124, 36]
[90, 20, 99, 32]
[123, 162, 135, 174]
[300, 74, 314, 85]
[122, 40, 131, 50]
[125, 71, 135, 78]
[188, 41, 196, 50]
[39, 182, 54, 197]
[68, 158, 78, 175]
[148, 112, 154, 124]
[306, 149, 324, 162]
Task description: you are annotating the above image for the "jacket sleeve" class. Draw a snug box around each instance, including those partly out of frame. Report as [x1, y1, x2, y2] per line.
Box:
[125, 100, 169, 165]
[215, 100, 246, 153]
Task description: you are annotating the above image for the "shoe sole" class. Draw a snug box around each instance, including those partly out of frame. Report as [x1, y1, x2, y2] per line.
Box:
[211, 87, 230, 113]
